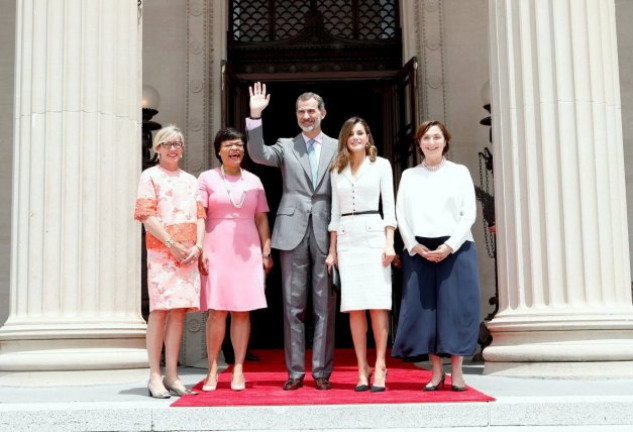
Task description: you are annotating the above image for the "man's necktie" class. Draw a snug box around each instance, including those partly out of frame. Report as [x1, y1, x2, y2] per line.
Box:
[307, 139, 318, 188]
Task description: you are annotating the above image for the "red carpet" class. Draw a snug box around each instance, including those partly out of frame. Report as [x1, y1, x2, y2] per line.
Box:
[171, 349, 494, 407]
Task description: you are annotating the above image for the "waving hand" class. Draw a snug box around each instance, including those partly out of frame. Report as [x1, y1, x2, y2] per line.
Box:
[249, 82, 271, 118]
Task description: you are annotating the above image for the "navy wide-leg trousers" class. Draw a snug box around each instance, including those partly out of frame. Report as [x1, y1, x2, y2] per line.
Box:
[392, 237, 481, 358]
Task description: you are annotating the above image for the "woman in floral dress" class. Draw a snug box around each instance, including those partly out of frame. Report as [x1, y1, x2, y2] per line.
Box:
[134, 125, 206, 398]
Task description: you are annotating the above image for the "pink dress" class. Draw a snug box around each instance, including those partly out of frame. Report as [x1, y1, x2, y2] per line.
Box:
[198, 168, 269, 312]
[134, 166, 205, 312]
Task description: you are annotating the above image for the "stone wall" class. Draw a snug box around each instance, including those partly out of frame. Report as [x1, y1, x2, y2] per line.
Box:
[1, 0, 632, 357]
[142, 0, 188, 145]
[443, 0, 495, 324]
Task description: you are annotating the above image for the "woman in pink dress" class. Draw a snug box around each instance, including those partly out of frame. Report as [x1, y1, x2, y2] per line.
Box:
[134, 125, 206, 398]
[198, 127, 273, 392]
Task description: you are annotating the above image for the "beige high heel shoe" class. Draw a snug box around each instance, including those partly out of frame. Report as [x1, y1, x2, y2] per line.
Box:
[148, 379, 170, 399]
[230, 372, 246, 391]
[202, 373, 219, 392]
[163, 377, 198, 396]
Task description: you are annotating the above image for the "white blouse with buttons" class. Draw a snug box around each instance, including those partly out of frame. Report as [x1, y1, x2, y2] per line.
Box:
[328, 156, 397, 232]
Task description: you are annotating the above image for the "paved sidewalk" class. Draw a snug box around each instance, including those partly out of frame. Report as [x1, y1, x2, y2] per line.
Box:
[1, 363, 633, 431]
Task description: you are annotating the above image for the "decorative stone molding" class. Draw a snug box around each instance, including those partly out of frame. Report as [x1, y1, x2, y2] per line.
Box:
[400, 0, 447, 123]
[421, 0, 447, 122]
[210, 1, 227, 141]
[425, 0, 439, 13]
[184, 0, 210, 178]
[180, 0, 212, 367]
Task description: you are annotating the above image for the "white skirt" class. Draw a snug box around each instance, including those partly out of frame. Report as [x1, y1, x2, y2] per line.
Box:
[336, 214, 392, 312]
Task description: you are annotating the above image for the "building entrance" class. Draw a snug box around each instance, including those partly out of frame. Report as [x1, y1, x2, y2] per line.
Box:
[223, 0, 418, 350]
[224, 69, 418, 349]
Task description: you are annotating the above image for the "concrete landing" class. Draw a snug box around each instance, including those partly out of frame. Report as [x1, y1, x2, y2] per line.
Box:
[1, 363, 633, 431]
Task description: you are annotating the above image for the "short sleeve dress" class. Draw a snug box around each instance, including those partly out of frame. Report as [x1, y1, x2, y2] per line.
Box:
[198, 168, 269, 312]
[134, 165, 205, 312]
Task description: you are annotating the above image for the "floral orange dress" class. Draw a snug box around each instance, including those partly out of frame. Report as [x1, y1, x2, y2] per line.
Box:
[134, 165, 205, 312]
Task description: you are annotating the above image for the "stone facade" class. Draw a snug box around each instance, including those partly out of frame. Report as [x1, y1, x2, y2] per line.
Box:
[1, 0, 633, 379]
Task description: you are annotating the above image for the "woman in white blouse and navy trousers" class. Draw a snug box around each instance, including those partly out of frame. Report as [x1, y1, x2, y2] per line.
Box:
[326, 117, 397, 392]
[392, 120, 480, 392]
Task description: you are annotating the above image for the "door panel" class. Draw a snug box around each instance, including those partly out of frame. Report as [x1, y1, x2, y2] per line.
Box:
[219, 61, 420, 349]
[384, 57, 419, 191]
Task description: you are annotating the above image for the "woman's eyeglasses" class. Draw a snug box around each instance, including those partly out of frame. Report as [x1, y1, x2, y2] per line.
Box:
[221, 142, 244, 150]
[160, 141, 183, 149]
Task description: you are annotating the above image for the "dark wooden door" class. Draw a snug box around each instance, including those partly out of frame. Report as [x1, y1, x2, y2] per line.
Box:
[220, 60, 420, 349]
[383, 57, 419, 190]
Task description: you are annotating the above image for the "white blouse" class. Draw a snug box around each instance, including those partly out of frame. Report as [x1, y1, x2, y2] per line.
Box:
[328, 156, 397, 231]
[396, 160, 476, 254]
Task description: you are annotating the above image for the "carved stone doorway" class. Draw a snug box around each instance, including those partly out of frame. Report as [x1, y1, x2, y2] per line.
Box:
[223, 1, 417, 349]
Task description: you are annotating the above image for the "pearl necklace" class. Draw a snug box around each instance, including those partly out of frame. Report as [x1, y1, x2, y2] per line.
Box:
[422, 157, 446, 172]
[220, 165, 246, 208]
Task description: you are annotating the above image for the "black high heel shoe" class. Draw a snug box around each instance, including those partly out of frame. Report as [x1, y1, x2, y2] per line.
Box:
[370, 369, 387, 392]
[354, 368, 372, 392]
[451, 383, 467, 392]
[423, 373, 446, 391]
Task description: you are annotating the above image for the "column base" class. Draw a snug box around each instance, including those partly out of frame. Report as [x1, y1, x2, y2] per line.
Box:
[0, 318, 148, 373]
[0, 317, 148, 371]
[0, 368, 149, 386]
[0, 338, 148, 372]
[483, 317, 633, 377]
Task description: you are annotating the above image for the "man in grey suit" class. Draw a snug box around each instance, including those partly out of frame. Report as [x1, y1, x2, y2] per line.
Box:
[246, 82, 337, 390]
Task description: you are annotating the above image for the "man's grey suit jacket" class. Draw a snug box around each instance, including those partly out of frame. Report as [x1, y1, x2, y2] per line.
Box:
[247, 125, 338, 254]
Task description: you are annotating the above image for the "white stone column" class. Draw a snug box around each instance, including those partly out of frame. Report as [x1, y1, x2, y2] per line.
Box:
[484, 0, 633, 377]
[0, 0, 147, 380]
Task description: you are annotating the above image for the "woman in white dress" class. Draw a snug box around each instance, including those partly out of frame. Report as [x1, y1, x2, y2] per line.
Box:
[326, 117, 397, 392]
